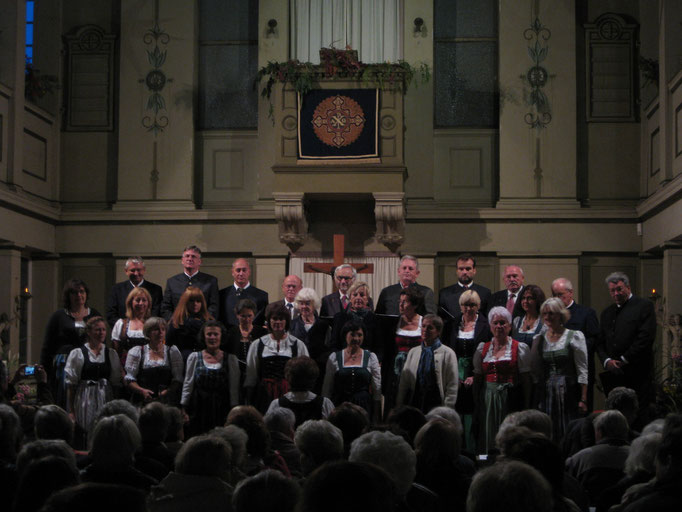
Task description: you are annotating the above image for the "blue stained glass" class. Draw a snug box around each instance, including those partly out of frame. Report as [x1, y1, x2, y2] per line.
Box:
[26, 1, 34, 22]
[25, 47, 33, 62]
[26, 24, 33, 45]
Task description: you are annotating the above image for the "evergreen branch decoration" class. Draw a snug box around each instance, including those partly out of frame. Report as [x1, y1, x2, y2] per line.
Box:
[256, 47, 430, 120]
[523, 17, 552, 130]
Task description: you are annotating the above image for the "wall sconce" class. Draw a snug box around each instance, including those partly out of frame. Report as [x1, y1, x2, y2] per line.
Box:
[413, 17, 426, 37]
[266, 19, 278, 38]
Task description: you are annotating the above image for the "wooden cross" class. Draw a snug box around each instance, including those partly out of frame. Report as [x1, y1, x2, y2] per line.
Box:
[303, 234, 373, 290]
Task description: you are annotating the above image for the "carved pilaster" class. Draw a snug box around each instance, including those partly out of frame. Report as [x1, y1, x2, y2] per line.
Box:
[273, 192, 308, 253]
[373, 192, 405, 253]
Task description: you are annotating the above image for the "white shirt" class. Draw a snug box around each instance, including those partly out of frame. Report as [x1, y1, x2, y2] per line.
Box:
[64, 343, 122, 387]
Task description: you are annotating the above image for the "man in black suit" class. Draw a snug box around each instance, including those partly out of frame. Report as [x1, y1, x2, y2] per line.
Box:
[552, 277, 600, 411]
[106, 257, 163, 327]
[596, 272, 656, 422]
[375, 255, 436, 316]
[490, 265, 525, 320]
[219, 258, 269, 328]
[161, 245, 219, 320]
[269, 274, 303, 319]
[320, 264, 354, 318]
[438, 253, 491, 319]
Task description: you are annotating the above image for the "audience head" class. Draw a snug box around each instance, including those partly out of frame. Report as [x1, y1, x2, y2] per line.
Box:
[209, 425, 248, 472]
[264, 407, 296, 438]
[349, 430, 416, 496]
[414, 418, 462, 469]
[95, 399, 139, 425]
[13, 455, 80, 512]
[498, 409, 553, 440]
[265, 302, 291, 332]
[605, 387, 639, 426]
[295, 287, 321, 313]
[34, 405, 74, 444]
[333, 264, 357, 294]
[233, 469, 301, 512]
[425, 406, 464, 438]
[624, 433, 662, 477]
[175, 434, 232, 481]
[467, 460, 553, 512]
[16, 439, 77, 477]
[300, 461, 396, 512]
[496, 427, 564, 495]
[124, 286, 152, 321]
[227, 406, 270, 459]
[294, 419, 344, 475]
[138, 402, 170, 443]
[89, 414, 141, 467]
[41, 483, 147, 512]
[328, 402, 369, 456]
[284, 356, 319, 392]
[642, 418, 665, 435]
[398, 255, 420, 287]
[61, 278, 89, 309]
[0, 403, 22, 461]
[656, 413, 682, 480]
[165, 406, 185, 443]
[386, 405, 427, 447]
[594, 409, 630, 442]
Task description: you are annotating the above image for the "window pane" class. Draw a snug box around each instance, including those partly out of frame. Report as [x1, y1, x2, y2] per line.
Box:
[26, 1, 34, 22]
[199, 45, 258, 129]
[435, 41, 498, 127]
[434, 0, 497, 38]
[26, 24, 33, 46]
[199, 0, 257, 41]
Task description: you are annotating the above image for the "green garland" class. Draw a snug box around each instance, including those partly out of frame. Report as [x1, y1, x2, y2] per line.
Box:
[256, 48, 430, 118]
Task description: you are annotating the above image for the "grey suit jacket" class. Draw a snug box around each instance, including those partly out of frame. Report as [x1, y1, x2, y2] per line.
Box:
[161, 271, 219, 320]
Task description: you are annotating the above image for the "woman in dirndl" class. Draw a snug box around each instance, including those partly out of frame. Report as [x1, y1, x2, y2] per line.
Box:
[181, 320, 239, 436]
[124, 317, 184, 406]
[244, 302, 309, 414]
[64, 316, 121, 445]
[322, 319, 382, 422]
[473, 306, 531, 454]
[531, 297, 588, 441]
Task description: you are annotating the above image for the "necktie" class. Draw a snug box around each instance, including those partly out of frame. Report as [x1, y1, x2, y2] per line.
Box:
[286, 302, 294, 318]
[506, 293, 515, 314]
[237, 287, 244, 296]
[341, 295, 349, 309]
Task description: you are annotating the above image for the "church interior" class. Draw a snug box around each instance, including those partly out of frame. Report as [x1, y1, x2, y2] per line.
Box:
[0, 0, 681, 387]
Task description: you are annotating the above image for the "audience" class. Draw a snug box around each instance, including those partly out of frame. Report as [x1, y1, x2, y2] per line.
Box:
[264, 407, 302, 477]
[233, 469, 300, 512]
[294, 419, 344, 477]
[149, 435, 234, 512]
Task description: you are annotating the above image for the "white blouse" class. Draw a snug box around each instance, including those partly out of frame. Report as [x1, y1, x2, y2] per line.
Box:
[111, 318, 145, 342]
[181, 350, 240, 407]
[472, 338, 531, 374]
[123, 344, 184, 384]
[64, 343, 122, 386]
[538, 329, 589, 385]
[322, 350, 382, 400]
[243, 334, 309, 388]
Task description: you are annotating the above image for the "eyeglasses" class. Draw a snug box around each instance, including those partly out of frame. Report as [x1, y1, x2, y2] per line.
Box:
[336, 276, 353, 281]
